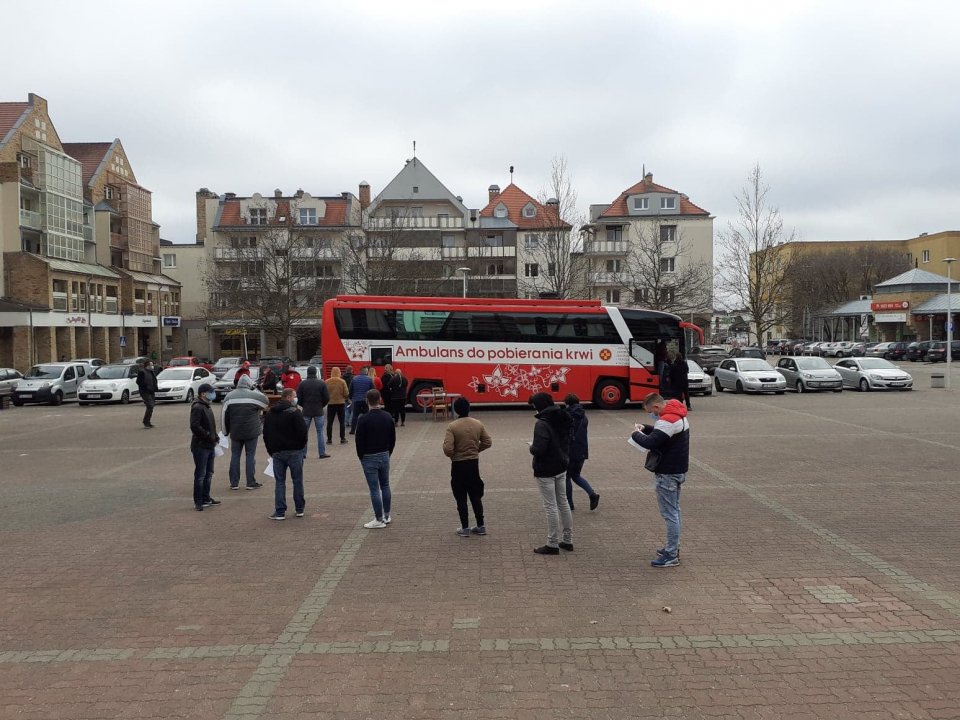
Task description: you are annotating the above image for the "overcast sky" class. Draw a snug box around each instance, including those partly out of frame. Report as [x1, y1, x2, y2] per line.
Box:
[5, 1, 959, 245]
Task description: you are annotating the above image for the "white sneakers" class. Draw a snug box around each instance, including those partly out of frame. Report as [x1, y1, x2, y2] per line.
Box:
[364, 519, 387, 529]
[383, 515, 392, 524]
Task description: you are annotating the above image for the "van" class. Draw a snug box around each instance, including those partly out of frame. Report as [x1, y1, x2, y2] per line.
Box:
[12, 362, 89, 406]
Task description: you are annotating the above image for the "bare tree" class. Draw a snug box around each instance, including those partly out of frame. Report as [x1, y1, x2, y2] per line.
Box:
[716, 163, 798, 343]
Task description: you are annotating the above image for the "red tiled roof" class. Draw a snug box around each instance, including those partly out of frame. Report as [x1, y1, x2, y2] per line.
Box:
[62, 142, 113, 186]
[216, 198, 349, 228]
[0, 102, 30, 144]
[599, 177, 710, 218]
[478, 183, 570, 229]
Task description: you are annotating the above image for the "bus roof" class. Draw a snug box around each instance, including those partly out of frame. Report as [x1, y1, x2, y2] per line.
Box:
[333, 295, 603, 309]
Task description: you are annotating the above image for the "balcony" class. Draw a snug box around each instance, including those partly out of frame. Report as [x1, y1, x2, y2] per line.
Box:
[468, 246, 516, 258]
[19, 209, 41, 230]
[366, 216, 464, 230]
[586, 241, 627, 254]
[441, 246, 466, 259]
[589, 272, 620, 285]
[83, 225, 94, 242]
[367, 247, 442, 261]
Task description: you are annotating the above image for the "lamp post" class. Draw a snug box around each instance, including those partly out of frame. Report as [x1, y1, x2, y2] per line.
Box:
[945, 258, 956, 389]
[458, 267, 471, 298]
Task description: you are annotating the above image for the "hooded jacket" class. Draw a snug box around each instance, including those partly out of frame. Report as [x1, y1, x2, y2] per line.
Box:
[221, 375, 268, 440]
[631, 399, 690, 475]
[529, 394, 573, 477]
[189, 398, 218, 450]
[262, 400, 308, 455]
[565, 403, 589, 461]
[327, 367, 349, 405]
[297, 375, 330, 418]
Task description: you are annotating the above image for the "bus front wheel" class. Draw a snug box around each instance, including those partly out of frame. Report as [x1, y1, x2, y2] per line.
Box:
[409, 381, 437, 413]
[593, 379, 627, 410]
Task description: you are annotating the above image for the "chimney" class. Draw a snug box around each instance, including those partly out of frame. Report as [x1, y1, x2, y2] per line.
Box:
[644, 172, 653, 188]
[295, 188, 304, 199]
[224, 192, 236, 199]
[274, 189, 282, 198]
[359, 181, 371, 210]
[488, 184, 501, 203]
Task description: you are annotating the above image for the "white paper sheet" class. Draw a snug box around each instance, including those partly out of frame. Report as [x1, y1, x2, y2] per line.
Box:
[264, 458, 275, 478]
[627, 437, 649, 453]
[218, 431, 229, 449]
[214, 445, 225, 458]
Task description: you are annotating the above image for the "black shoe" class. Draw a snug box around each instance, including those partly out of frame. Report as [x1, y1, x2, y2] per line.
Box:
[559, 542, 574, 552]
[400, 422, 405, 427]
[348, 431, 354, 435]
[229, 485, 240, 490]
[319, 454, 331, 459]
[326, 439, 332, 446]
[194, 505, 204, 511]
[569, 500, 575, 512]
[203, 498, 221, 506]
[246, 482, 264, 489]
[534, 545, 560, 555]
[340, 438, 348, 444]
[144, 424, 153, 429]
[590, 494, 600, 511]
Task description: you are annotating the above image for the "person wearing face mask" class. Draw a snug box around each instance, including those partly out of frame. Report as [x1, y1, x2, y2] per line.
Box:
[189, 383, 222, 511]
[137, 360, 159, 429]
[262, 387, 309, 520]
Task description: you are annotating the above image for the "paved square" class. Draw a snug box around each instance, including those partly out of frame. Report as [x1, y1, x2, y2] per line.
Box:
[2, 370, 960, 718]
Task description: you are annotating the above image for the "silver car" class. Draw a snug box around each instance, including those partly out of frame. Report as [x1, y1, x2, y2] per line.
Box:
[834, 357, 913, 391]
[213, 366, 261, 401]
[0, 368, 23, 396]
[865, 342, 891, 358]
[775, 356, 843, 393]
[714, 358, 787, 394]
[13, 362, 90, 406]
[686, 360, 712, 396]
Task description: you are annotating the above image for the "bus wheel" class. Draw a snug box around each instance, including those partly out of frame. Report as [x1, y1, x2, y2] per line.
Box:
[593, 379, 627, 410]
[410, 382, 435, 413]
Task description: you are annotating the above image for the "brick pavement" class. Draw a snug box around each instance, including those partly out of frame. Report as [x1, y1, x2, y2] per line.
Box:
[1, 380, 960, 719]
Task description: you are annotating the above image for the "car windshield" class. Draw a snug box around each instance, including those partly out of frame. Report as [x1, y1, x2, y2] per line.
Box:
[168, 359, 193, 366]
[91, 366, 128, 379]
[25, 365, 63, 379]
[738, 360, 773, 371]
[698, 348, 726, 355]
[686, 360, 703, 373]
[859, 358, 896, 370]
[796, 358, 831, 370]
[215, 358, 237, 367]
[158, 369, 193, 380]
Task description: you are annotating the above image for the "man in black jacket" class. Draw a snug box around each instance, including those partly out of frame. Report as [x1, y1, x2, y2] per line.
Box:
[355, 389, 396, 529]
[297, 366, 331, 460]
[563, 394, 600, 512]
[669, 350, 692, 410]
[528, 392, 574, 555]
[137, 360, 159, 429]
[262, 388, 308, 520]
[189, 383, 221, 511]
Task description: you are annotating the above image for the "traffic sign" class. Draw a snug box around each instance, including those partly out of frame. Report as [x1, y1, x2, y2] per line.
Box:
[119, 335, 127, 348]
[946, 322, 955, 332]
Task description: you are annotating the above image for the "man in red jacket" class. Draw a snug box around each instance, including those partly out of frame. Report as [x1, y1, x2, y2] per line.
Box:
[280, 363, 302, 390]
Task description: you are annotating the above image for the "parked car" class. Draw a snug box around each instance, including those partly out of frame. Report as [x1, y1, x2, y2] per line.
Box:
[260, 356, 292, 367]
[309, 355, 322, 365]
[78, 364, 141, 405]
[927, 341, 960, 363]
[687, 346, 730, 374]
[865, 342, 891, 358]
[851, 342, 867, 356]
[802, 342, 826, 356]
[165, 356, 214, 371]
[834, 357, 913, 391]
[714, 358, 787, 394]
[905, 341, 932, 362]
[213, 366, 261, 402]
[686, 360, 712, 396]
[729, 347, 766, 359]
[824, 341, 855, 358]
[12, 362, 91, 406]
[155, 366, 214, 403]
[790, 340, 811, 355]
[0, 368, 23, 397]
[882, 342, 909, 361]
[72, 357, 106, 370]
[775, 356, 843, 393]
[118, 356, 150, 366]
[211, 357, 243, 379]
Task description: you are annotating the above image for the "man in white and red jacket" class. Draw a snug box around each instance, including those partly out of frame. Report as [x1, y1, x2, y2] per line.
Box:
[631, 394, 690, 568]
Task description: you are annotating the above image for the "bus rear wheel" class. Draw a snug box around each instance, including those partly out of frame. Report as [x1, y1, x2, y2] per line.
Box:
[593, 379, 627, 410]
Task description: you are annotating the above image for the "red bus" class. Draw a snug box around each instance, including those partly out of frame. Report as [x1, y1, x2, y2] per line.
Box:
[321, 295, 703, 410]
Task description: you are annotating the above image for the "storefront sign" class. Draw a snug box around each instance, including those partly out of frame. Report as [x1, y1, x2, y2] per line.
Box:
[874, 312, 907, 323]
[162, 316, 181, 327]
[65, 316, 87, 324]
[224, 329, 248, 336]
[871, 300, 909, 311]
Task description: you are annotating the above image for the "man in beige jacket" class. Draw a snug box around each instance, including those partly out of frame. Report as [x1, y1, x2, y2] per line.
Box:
[442, 398, 493, 537]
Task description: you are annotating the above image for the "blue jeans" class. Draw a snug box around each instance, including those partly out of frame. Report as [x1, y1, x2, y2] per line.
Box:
[303, 416, 326, 458]
[655, 473, 684, 558]
[191, 447, 215, 507]
[345, 400, 353, 427]
[360, 452, 391, 521]
[272, 449, 305, 516]
[229, 437, 258, 487]
[565, 458, 596, 506]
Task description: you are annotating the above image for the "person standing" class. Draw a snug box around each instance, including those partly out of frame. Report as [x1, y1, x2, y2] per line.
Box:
[563, 394, 600, 511]
[369, 366, 383, 391]
[281, 363, 302, 391]
[258, 365, 279, 394]
[381, 364, 394, 395]
[631, 393, 690, 567]
[326, 366, 349, 446]
[528, 392, 574, 555]
[659, 351, 676, 400]
[388, 368, 408, 427]
[262, 387, 308, 520]
[137, 360, 159, 429]
[342, 365, 355, 427]
[222, 374, 268, 490]
[355, 389, 396, 529]
[349, 367, 374, 435]
[189, 383, 221, 511]
[233, 360, 252, 388]
[298, 366, 330, 459]
[670, 351, 692, 410]
[443, 398, 492, 537]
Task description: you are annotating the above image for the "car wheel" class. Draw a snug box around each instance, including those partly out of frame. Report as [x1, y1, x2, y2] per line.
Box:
[715, 377, 723, 392]
[796, 380, 805, 393]
[51, 391, 63, 406]
[736, 380, 744, 394]
[592, 378, 627, 410]
[120, 390, 130, 405]
[859, 378, 870, 392]
[12, 400, 23, 407]
[185, 389, 194, 403]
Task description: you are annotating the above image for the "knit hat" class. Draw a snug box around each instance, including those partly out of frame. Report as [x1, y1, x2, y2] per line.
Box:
[453, 397, 470, 417]
[529, 392, 554, 413]
[237, 374, 254, 389]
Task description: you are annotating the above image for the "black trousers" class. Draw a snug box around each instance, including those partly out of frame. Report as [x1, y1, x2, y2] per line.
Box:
[142, 392, 155, 425]
[679, 386, 692, 409]
[390, 398, 406, 424]
[350, 401, 368, 434]
[451, 459, 484, 528]
[326, 404, 346, 441]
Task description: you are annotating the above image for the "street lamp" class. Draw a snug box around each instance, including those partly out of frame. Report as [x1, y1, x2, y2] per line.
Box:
[945, 258, 956, 389]
[458, 267, 471, 298]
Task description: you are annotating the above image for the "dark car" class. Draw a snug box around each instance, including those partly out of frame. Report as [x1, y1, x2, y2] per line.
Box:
[260, 356, 292, 367]
[905, 341, 931, 362]
[927, 341, 960, 363]
[688, 346, 730, 374]
[882, 342, 909, 361]
[730, 347, 766, 360]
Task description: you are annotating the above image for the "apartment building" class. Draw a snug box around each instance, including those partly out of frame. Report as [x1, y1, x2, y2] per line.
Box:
[0, 93, 178, 370]
[159, 238, 206, 357]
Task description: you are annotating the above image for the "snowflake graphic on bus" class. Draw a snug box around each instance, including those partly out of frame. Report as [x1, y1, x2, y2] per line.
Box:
[343, 340, 370, 361]
[468, 364, 571, 399]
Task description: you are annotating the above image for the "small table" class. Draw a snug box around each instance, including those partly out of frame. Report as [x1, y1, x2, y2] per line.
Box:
[416, 391, 462, 420]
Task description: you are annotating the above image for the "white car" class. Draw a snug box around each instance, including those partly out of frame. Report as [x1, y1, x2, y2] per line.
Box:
[686, 360, 712, 396]
[155, 367, 214, 402]
[714, 358, 787, 394]
[78, 364, 141, 405]
[834, 358, 913, 392]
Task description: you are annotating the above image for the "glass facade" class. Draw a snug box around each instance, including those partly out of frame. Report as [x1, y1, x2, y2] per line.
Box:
[35, 144, 85, 261]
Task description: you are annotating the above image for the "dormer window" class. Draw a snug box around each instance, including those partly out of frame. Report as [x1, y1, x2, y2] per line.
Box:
[494, 203, 508, 218]
[249, 208, 268, 225]
[522, 203, 536, 218]
[299, 208, 317, 225]
[660, 197, 676, 210]
[633, 197, 648, 210]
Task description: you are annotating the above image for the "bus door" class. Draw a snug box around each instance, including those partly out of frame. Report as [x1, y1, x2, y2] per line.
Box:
[628, 338, 660, 400]
[370, 346, 393, 367]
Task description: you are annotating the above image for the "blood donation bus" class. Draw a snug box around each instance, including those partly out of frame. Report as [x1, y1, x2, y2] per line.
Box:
[321, 295, 703, 410]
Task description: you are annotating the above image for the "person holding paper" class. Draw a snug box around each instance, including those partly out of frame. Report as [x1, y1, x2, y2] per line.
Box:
[189, 383, 221, 511]
[527, 392, 574, 555]
[262, 388, 309, 520]
[630, 393, 690, 568]
[222, 374, 268, 490]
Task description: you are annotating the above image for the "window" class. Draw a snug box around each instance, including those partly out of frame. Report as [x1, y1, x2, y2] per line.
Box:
[162, 253, 177, 268]
[17, 153, 30, 169]
[249, 208, 267, 225]
[906, 253, 913, 264]
[660, 257, 676, 273]
[104, 185, 115, 200]
[525, 263, 539, 278]
[663, 287, 676, 303]
[484, 235, 503, 247]
[605, 226, 622, 242]
[634, 288, 649, 303]
[605, 259, 621, 273]
[922, 249, 930, 263]
[633, 197, 648, 210]
[410, 206, 424, 218]
[659, 225, 677, 243]
[299, 208, 317, 225]
[523, 233, 539, 249]
[523, 204, 536, 218]
[52, 279, 67, 311]
[317, 264, 335, 278]
[441, 235, 456, 248]
[485, 263, 505, 276]
[494, 203, 508, 218]
[412, 186, 419, 194]
[660, 197, 676, 210]
[605, 289, 621, 303]
[442, 265, 455, 278]
[547, 262, 556, 277]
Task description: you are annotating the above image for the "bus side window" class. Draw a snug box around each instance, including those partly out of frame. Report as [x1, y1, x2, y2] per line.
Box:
[496, 314, 522, 342]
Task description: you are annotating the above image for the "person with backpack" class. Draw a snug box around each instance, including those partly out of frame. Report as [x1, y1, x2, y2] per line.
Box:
[297, 366, 330, 459]
[563, 394, 600, 511]
[528, 392, 574, 555]
[630, 393, 690, 568]
[443, 398, 492, 537]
